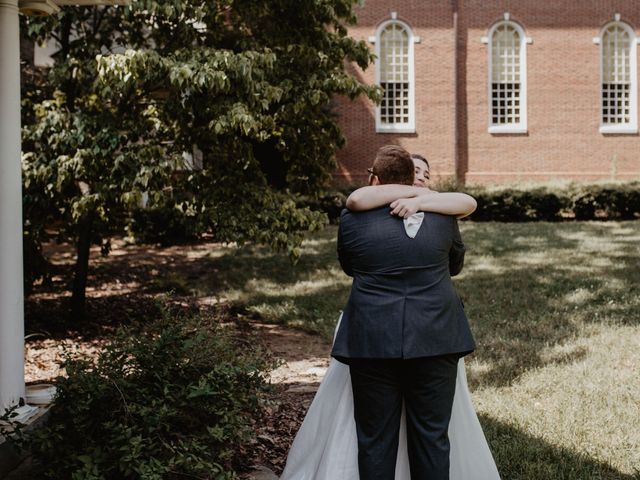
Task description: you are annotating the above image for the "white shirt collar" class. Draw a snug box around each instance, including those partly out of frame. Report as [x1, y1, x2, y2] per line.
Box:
[403, 212, 424, 238]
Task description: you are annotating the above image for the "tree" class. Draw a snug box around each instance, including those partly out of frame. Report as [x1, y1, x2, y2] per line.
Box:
[21, 0, 378, 318]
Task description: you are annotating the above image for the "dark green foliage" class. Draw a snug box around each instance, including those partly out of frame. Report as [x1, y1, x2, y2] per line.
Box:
[129, 201, 203, 246]
[20, 0, 377, 302]
[297, 189, 351, 224]
[22, 230, 51, 295]
[528, 191, 566, 221]
[569, 184, 640, 220]
[5, 310, 274, 479]
[472, 189, 529, 222]
[467, 182, 640, 222]
[469, 188, 568, 222]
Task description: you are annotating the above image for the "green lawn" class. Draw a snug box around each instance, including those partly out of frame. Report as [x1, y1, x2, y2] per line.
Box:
[193, 222, 640, 479]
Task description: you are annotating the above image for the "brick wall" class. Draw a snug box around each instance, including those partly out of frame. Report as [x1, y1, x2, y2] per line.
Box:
[335, 0, 640, 186]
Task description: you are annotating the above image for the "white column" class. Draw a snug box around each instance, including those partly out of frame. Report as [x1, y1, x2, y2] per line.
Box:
[0, 0, 26, 410]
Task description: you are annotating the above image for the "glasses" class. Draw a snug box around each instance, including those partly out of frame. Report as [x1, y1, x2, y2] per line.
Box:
[367, 167, 378, 184]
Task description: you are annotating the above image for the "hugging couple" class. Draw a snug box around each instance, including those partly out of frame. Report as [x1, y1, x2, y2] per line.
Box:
[281, 145, 500, 480]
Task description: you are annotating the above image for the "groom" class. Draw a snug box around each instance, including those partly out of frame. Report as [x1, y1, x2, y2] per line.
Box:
[332, 145, 476, 479]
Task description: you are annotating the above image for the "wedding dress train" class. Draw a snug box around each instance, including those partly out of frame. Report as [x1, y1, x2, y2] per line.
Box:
[280, 332, 500, 479]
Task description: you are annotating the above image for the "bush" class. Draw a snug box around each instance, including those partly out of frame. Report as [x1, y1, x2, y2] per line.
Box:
[298, 183, 574, 222]
[297, 190, 350, 224]
[569, 183, 640, 220]
[128, 203, 203, 246]
[299, 182, 640, 222]
[5, 309, 274, 479]
[469, 187, 570, 222]
[23, 229, 51, 295]
[468, 182, 640, 222]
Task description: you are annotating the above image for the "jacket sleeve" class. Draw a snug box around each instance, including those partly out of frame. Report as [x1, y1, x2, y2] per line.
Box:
[449, 219, 466, 277]
[337, 209, 354, 277]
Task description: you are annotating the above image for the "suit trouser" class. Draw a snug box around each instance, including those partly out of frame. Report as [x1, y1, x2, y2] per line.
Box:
[349, 355, 459, 480]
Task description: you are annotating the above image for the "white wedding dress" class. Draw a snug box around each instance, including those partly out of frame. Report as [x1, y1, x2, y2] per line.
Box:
[281, 214, 500, 480]
[280, 353, 500, 479]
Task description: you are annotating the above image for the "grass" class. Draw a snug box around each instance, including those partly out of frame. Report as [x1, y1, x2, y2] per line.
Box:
[193, 221, 639, 479]
[191, 232, 352, 339]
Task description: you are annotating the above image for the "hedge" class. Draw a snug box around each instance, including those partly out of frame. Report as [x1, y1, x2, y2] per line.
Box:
[105, 183, 640, 254]
[467, 182, 640, 221]
[312, 182, 640, 223]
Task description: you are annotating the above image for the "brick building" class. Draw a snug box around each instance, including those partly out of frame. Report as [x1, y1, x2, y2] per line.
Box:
[334, 1, 640, 185]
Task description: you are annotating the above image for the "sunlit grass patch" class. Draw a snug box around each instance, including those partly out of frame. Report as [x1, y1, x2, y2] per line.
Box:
[473, 324, 640, 478]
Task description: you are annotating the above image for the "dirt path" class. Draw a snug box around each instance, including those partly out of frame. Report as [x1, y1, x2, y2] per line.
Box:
[244, 322, 333, 474]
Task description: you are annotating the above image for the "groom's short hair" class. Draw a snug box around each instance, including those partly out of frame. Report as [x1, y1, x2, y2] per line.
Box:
[370, 145, 414, 186]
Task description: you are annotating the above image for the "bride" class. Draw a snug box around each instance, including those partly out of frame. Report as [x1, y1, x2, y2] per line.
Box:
[280, 155, 500, 480]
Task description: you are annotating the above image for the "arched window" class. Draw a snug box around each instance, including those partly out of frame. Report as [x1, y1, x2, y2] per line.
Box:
[374, 18, 415, 133]
[487, 19, 527, 133]
[599, 20, 637, 133]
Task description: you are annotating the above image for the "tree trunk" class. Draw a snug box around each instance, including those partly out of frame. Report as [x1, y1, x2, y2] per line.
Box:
[71, 214, 93, 319]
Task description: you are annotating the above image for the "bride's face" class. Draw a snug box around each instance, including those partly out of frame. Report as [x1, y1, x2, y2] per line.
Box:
[413, 158, 430, 188]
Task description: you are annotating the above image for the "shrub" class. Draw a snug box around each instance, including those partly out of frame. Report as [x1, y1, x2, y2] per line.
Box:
[473, 189, 528, 221]
[469, 187, 570, 222]
[128, 203, 203, 246]
[469, 182, 640, 222]
[5, 309, 274, 479]
[569, 183, 640, 220]
[297, 190, 349, 224]
[23, 229, 51, 295]
[527, 190, 567, 221]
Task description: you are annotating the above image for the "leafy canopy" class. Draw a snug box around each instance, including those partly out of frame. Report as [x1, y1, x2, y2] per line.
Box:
[22, 0, 378, 263]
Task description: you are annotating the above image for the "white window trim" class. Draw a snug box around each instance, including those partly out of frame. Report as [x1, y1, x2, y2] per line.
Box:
[596, 19, 638, 134]
[488, 125, 528, 134]
[374, 18, 416, 134]
[486, 17, 528, 134]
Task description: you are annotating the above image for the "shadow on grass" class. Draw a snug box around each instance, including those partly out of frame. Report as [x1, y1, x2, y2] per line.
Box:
[241, 282, 350, 339]
[480, 414, 639, 480]
[29, 229, 342, 337]
[80, 229, 340, 299]
[455, 222, 640, 387]
[80, 223, 640, 390]
[190, 236, 340, 298]
[461, 220, 583, 255]
[24, 291, 228, 340]
[32, 223, 640, 390]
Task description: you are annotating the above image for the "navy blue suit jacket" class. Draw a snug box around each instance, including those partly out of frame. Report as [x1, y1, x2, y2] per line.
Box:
[331, 207, 475, 360]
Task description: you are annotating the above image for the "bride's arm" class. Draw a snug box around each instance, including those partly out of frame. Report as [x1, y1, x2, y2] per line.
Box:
[346, 185, 477, 218]
[346, 185, 423, 211]
[390, 193, 477, 219]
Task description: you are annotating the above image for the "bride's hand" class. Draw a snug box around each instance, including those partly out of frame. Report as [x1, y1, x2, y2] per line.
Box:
[390, 197, 421, 218]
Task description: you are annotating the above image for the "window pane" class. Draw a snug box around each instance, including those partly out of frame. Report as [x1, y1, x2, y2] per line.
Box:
[491, 82, 521, 124]
[602, 23, 633, 125]
[380, 23, 411, 126]
[491, 23, 522, 126]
